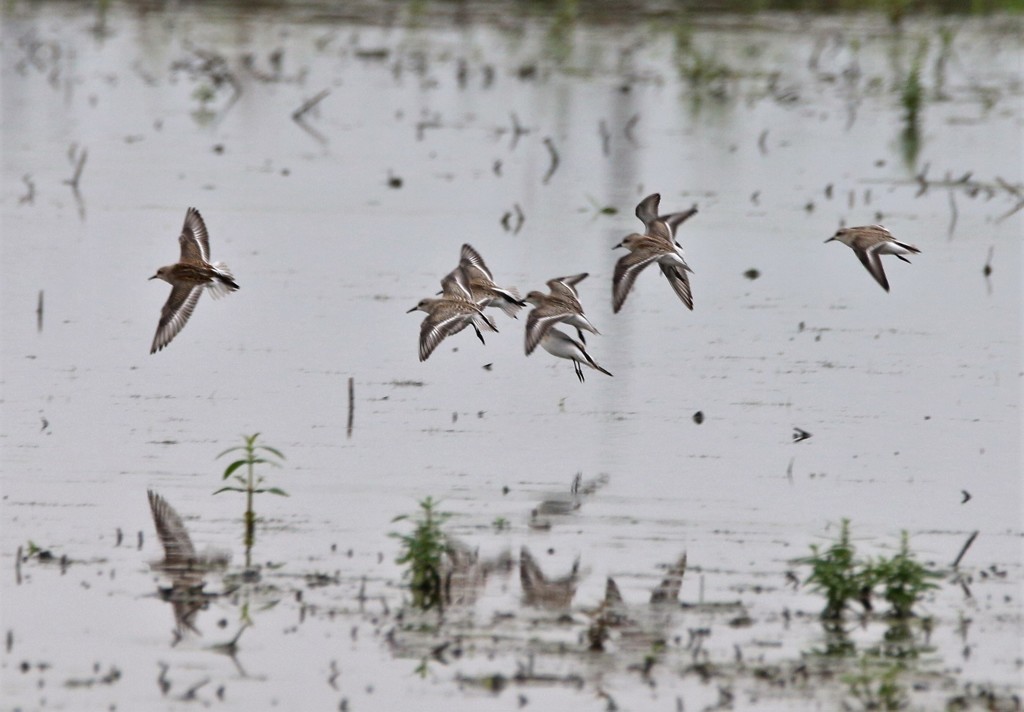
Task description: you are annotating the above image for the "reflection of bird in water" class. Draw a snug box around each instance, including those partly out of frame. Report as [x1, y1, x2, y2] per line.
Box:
[650, 552, 687, 604]
[440, 539, 513, 608]
[147, 490, 229, 637]
[519, 547, 579, 609]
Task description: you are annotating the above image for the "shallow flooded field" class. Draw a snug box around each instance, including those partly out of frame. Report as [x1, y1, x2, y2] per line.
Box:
[1, 2, 1021, 710]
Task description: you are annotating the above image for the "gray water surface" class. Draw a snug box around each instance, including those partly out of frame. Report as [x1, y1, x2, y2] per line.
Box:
[2, 3, 1021, 710]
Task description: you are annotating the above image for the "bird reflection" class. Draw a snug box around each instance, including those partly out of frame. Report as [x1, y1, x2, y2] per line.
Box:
[519, 547, 579, 609]
[147, 490, 229, 639]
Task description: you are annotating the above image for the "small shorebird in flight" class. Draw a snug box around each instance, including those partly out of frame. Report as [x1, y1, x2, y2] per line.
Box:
[440, 243, 527, 318]
[523, 272, 600, 355]
[407, 296, 498, 362]
[149, 208, 238, 353]
[825, 225, 920, 292]
[612, 193, 698, 313]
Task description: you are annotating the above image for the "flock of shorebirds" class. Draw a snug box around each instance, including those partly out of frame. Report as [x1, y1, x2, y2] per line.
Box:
[148, 194, 921, 376]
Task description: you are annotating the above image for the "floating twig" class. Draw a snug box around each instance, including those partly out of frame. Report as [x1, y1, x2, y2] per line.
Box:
[508, 112, 530, 149]
[500, 203, 525, 234]
[291, 89, 330, 143]
[983, 245, 994, 281]
[36, 290, 43, 332]
[598, 120, 611, 157]
[292, 88, 329, 122]
[64, 146, 87, 190]
[757, 129, 768, 155]
[180, 677, 209, 701]
[416, 114, 442, 141]
[952, 530, 979, 569]
[995, 198, 1024, 224]
[542, 137, 559, 184]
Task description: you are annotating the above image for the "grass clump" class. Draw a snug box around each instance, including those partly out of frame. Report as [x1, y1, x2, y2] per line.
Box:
[391, 497, 451, 612]
[797, 520, 941, 622]
[871, 531, 942, 619]
[798, 519, 869, 620]
[214, 433, 287, 569]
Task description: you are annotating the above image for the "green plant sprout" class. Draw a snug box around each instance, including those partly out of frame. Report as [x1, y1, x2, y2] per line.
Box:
[391, 497, 451, 612]
[872, 531, 942, 619]
[214, 433, 287, 569]
[798, 519, 867, 620]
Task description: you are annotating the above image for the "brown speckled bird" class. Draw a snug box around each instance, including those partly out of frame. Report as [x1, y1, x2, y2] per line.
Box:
[149, 207, 239, 354]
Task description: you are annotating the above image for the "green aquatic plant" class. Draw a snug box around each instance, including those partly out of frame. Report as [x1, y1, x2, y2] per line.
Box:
[798, 521, 942, 622]
[391, 497, 451, 612]
[898, 39, 929, 169]
[844, 656, 908, 711]
[871, 531, 942, 619]
[798, 519, 869, 620]
[214, 433, 288, 569]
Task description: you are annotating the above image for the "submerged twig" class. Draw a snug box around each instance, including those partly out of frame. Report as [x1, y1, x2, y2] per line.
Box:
[347, 377, 354, 438]
[624, 113, 640, 145]
[598, 120, 611, 157]
[36, 290, 43, 332]
[19, 174, 35, 204]
[947, 187, 959, 238]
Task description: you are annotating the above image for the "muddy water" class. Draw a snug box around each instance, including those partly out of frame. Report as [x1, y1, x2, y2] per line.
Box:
[2, 3, 1021, 710]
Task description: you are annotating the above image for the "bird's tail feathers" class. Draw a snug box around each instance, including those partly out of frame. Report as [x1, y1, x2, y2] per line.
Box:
[209, 262, 240, 298]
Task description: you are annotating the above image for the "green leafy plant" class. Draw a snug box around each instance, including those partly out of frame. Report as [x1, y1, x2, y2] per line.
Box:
[798, 521, 942, 622]
[214, 433, 287, 569]
[844, 656, 908, 711]
[797, 519, 869, 620]
[391, 497, 450, 612]
[871, 532, 942, 619]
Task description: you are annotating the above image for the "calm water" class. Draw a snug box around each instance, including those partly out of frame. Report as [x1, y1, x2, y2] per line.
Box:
[2, 3, 1021, 710]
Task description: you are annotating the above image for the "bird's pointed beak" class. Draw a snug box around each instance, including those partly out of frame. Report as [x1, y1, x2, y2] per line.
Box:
[406, 305, 419, 313]
[612, 243, 623, 250]
[824, 236, 835, 243]
[148, 274, 158, 280]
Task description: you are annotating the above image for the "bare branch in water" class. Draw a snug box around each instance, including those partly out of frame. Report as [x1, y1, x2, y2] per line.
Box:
[542, 137, 559, 184]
